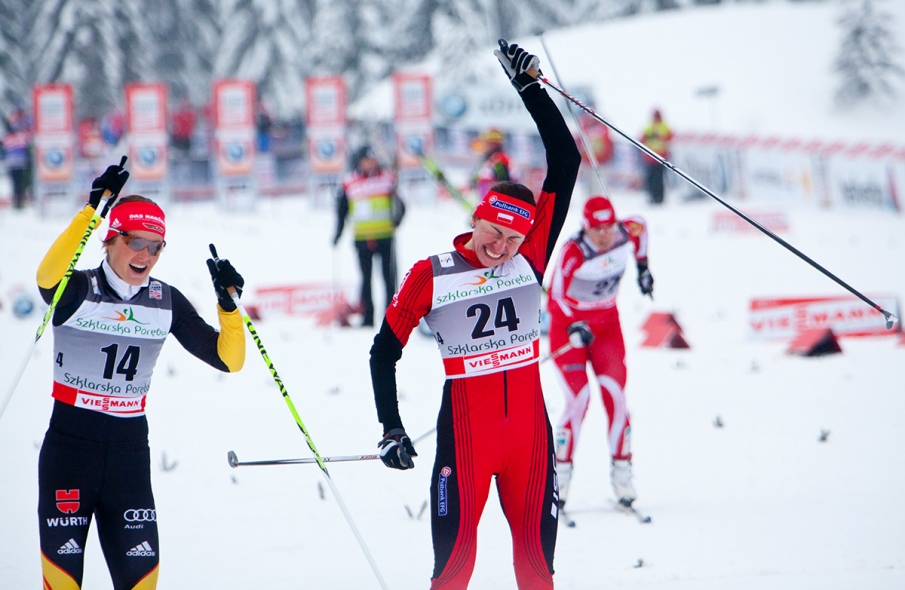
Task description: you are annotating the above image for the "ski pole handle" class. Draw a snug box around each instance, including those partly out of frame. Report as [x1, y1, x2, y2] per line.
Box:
[208, 243, 241, 299]
[98, 156, 129, 217]
[498, 39, 541, 81]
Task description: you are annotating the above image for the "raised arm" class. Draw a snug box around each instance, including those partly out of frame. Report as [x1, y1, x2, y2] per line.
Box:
[494, 41, 581, 274]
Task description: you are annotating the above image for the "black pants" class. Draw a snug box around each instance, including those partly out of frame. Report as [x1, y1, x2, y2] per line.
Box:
[10, 167, 29, 209]
[645, 163, 665, 205]
[38, 429, 159, 589]
[355, 237, 396, 326]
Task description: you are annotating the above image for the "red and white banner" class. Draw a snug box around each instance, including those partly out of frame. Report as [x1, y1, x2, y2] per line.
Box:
[125, 83, 168, 181]
[393, 73, 433, 168]
[249, 284, 352, 317]
[32, 85, 75, 183]
[748, 295, 899, 340]
[305, 76, 346, 174]
[306, 76, 346, 127]
[711, 209, 789, 234]
[394, 73, 432, 124]
[213, 79, 256, 176]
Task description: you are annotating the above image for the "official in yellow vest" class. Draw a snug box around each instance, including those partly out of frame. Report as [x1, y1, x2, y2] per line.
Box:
[640, 109, 673, 205]
[333, 145, 405, 326]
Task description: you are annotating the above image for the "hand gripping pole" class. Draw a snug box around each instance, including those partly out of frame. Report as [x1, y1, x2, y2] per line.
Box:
[0, 156, 127, 423]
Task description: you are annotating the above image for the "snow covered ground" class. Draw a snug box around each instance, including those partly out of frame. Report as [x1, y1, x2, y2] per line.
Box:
[1, 184, 903, 589]
[2, 2, 905, 589]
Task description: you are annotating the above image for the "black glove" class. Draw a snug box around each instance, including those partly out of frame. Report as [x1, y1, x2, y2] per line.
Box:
[206, 253, 244, 312]
[567, 321, 594, 349]
[494, 39, 541, 93]
[637, 261, 654, 298]
[89, 157, 130, 209]
[378, 428, 418, 470]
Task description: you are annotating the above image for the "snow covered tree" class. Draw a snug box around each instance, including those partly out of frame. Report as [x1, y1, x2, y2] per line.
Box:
[214, 0, 318, 116]
[834, 0, 905, 106]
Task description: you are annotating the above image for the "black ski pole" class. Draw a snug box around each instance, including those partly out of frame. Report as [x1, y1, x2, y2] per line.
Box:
[502, 38, 898, 330]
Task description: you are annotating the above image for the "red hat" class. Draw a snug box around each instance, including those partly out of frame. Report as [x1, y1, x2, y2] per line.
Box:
[104, 201, 166, 241]
[582, 196, 617, 229]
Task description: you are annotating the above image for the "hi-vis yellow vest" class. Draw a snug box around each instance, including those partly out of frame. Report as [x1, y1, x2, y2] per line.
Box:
[642, 122, 672, 157]
[344, 170, 397, 240]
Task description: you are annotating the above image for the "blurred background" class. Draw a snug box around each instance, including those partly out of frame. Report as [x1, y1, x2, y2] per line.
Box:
[1, 0, 902, 215]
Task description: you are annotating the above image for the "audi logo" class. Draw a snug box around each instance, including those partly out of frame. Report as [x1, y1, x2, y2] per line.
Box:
[124, 509, 157, 522]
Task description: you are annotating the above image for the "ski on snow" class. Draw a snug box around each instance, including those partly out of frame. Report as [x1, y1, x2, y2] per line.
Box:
[615, 499, 652, 524]
[559, 501, 652, 527]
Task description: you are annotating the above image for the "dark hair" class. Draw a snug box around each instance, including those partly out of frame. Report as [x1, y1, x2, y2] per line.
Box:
[351, 145, 377, 170]
[489, 181, 535, 207]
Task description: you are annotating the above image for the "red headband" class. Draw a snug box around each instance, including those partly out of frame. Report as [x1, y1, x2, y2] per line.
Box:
[473, 190, 535, 236]
[104, 201, 166, 241]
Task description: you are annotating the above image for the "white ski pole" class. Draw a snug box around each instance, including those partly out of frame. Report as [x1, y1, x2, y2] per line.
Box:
[539, 34, 611, 197]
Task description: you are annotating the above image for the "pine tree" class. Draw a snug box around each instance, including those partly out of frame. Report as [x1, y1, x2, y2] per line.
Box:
[834, 0, 905, 106]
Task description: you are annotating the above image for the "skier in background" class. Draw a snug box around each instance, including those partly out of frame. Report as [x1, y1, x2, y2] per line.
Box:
[369, 41, 580, 588]
[546, 195, 653, 510]
[640, 108, 672, 205]
[2, 104, 33, 209]
[470, 127, 512, 198]
[36, 160, 246, 590]
[333, 145, 405, 327]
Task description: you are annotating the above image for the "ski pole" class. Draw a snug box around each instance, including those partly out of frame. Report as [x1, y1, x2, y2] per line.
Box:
[228, 426, 440, 469]
[416, 153, 473, 211]
[540, 341, 574, 364]
[0, 156, 127, 423]
[210, 245, 389, 590]
[228, 450, 378, 468]
[538, 35, 611, 197]
[503, 38, 899, 330]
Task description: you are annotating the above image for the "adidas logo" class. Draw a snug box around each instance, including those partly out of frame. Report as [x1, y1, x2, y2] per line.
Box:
[57, 539, 83, 555]
[126, 541, 156, 557]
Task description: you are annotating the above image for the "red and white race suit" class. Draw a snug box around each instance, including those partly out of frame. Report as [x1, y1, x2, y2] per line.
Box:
[546, 217, 648, 463]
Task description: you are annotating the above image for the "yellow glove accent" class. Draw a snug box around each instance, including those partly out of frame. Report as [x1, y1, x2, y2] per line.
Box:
[217, 305, 246, 372]
[36, 205, 95, 290]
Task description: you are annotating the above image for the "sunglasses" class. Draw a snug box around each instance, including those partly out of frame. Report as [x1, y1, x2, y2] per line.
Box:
[119, 231, 166, 256]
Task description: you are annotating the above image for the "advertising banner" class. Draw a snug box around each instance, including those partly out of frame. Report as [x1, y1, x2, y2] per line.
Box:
[213, 79, 256, 177]
[739, 137, 817, 204]
[393, 73, 433, 169]
[748, 295, 899, 340]
[248, 283, 354, 317]
[125, 83, 168, 182]
[305, 76, 346, 175]
[824, 143, 902, 212]
[32, 85, 75, 183]
[711, 209, 789, 234]
[307, 130, 346, 174]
